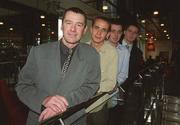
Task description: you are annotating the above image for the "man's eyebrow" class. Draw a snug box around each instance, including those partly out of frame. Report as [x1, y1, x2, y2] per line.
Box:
[64, 19, 72, 22]
[64, 20, 84, 25]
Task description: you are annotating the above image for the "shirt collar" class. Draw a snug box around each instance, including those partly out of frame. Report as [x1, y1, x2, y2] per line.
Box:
[122, 39, 133, 47]
[88, 40, 106, 53]
[60, 39, 77, 55]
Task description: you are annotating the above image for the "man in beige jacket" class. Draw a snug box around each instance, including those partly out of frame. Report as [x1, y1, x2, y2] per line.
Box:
[86, 16, 118, 125]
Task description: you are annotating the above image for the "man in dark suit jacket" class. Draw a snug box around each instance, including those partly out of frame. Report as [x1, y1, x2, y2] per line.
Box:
[15, 7, 101, 125]
[119, 23, 144, 125]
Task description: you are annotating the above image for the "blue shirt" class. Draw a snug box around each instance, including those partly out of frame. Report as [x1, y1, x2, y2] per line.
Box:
[117, 40, 133, 85]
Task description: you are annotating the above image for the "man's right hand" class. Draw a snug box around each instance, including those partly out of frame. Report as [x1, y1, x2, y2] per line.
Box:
[39, 107, 57, 122]
[42, 95, 69, 113]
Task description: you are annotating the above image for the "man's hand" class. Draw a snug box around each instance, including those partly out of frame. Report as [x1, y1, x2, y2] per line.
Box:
[42, 95, 69, 113]
[39, 107, 58, 122]
[39, 95, 69, 122]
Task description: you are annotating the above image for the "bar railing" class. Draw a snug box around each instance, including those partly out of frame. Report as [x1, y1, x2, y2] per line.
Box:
[40, 89, 119, 125]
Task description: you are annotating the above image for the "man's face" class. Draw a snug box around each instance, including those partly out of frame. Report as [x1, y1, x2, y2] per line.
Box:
[91, 19, 110, 44]
[61, 11, 86, 44]
[124, 25, 139, 43]
[109, 24, 123, 45]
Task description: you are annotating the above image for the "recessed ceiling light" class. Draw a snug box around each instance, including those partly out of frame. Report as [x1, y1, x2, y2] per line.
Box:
[42, 24, 45, 27]
[0, 22, 4, 25]
[164, 30, 167, 33]
[102, 5, 108, 10]
[160, 23, 164, 26]
[141, 20, 146, 23]
[40, 15, 45, 19]
[102, 1, 108, 10]
[9, 28, 13, 31]
[153, 11, 159, 15]
[166, 34, 169, 37]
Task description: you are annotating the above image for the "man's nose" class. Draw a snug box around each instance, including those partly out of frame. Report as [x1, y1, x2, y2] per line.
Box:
[70, 25, 76, 32]
[97, 29, 102, 35]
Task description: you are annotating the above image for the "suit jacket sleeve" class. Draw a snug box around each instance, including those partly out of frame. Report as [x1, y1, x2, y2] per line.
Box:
[15, 47, 49, 113]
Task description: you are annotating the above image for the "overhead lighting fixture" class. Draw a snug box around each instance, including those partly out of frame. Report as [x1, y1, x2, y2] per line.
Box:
[166, 34, 169, 37]
[163, 30, 167, 33]
[102, 1, 108, 10]
[102, 5, 108, 10]
[167, 37, 170, 39]
[146, 33, 149, 36]
[37, 33, 40, 35]
[40, 15, 45, 19]
[0, 22, 4, 25]
[154, 38, 157, 41]
[141, 20, 146, 23]
[139, 35, 142, 38]
[51, 31, 54, 34]
[160, 23, 164, 26]
[42, 24, 46, 27]
[9, 28, 13, 31]
[153, 11, 159, 15]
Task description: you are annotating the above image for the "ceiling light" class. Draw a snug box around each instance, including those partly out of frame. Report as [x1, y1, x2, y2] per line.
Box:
[51, 31, 54, 34]
[166, 34, 169, 37]
[167, 37, 170, 39]
[164, 30, 167, 33]
[0, 22, 4, 25]
[160, 23, 164, 26]
[139, 35, 142, 38]
[102, 5, 108, 10]
[153, 11, 159, 15]
[146, 33, 149, 36]
[40, 15, 45, 19]
[154, 38, 157, 41]
[9, 28, 13, 31]
[102, 1, 108, 10]
[141, 20, 146, 23]
[42, 24, 45, 27]
[37, 33, 40, 35]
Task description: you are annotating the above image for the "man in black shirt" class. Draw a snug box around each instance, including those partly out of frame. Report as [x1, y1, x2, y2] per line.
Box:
[16, 7, 101, 125]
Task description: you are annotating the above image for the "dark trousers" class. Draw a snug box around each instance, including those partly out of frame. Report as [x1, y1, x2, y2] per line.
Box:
[121, 86, 144, 125]
[109, 86, 144, 125]
[87, 105, 109, 125]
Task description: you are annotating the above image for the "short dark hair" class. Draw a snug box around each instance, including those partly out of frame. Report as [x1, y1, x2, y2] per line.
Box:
[62, 7, 87, 27]
[124, 22, 140, 33]
[110, 19, 123, 31]
[110, 19, 122, 25]
[92, 16, 111, 31]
